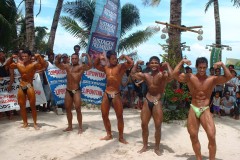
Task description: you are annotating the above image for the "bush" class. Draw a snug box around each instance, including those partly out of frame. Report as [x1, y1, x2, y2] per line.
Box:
[163, 108, 188, 122]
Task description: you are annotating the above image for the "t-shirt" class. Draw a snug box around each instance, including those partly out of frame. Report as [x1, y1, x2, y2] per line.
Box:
[0, 62, 9, 77]
[213, 97, 221, 106]
[222, 96, 235, 108]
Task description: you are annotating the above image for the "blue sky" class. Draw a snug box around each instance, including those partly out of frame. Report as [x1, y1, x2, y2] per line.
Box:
[15, 0, 240, 67]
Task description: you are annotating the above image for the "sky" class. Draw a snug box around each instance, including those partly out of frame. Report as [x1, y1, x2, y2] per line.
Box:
[15, 0, 240, 67]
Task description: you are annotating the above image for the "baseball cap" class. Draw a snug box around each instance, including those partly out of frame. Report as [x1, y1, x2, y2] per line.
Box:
[62, 53, 68, 58]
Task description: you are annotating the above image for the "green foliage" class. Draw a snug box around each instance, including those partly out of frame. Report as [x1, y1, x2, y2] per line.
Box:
[163, 108, 188, 122]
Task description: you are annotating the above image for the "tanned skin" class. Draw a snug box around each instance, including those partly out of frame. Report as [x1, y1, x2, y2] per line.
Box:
[131, 58, 173, 156]
[6, 52, 45, 130]
[94, 53, 133, 144]
[172, 58, 232, 160]
[55, 53, 92, 134]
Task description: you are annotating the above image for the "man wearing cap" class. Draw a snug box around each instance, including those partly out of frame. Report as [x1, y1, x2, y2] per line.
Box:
[61, 53, 69, 64]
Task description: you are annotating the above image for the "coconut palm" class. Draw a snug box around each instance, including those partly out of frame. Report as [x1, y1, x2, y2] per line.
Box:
[205, 0, 240, 50]
[60, 0, 159, 53]
[25, 0, 36, 52]
[142, 0, 182, 67]
[0, 0, 18, 51]
[48, 0, 64, 51]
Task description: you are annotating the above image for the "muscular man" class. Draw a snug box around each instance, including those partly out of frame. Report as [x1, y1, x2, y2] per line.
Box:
[172, 57, 232, 160]
[94, 50, 133, 144]
[131, 56, 173, 155]
[55, 53, 92, 134]
[6, 49, 46, 129]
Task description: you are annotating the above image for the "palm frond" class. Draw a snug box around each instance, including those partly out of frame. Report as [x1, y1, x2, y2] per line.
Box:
[121, 3, 141, 37]
[205, 0, 214, 13]
[232, 0, 240, 7]
[60, 16, 89, 39]
[118, 26, 159, 52]
[63, 0, 95, 30]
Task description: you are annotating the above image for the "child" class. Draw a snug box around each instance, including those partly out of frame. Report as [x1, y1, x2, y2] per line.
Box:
[210, 92, 221, 118]
[233, 91, 240, 120]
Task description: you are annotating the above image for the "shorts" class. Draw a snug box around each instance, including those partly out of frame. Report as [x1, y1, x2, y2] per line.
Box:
[213, 105, 220, 112]
[223, 106, 234, 114]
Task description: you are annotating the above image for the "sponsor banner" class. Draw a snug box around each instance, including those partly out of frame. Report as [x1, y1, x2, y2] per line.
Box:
[45, 68, 67, 105]
[106, 0, 119, 13]
[96, 18, 118, 36]
[81, 68, 106, 104]
[226, 58, 240, 71]
[102, 5, 118, 22]
[210, 47, 221, 67]
[88, 32, 117, 56]
[82, 0, 121, 105]
[0, 74, 47, 112]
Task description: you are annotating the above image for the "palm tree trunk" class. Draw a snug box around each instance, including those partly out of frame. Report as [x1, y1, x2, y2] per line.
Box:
[214, 0, 222, 60]
[25, 0, 35, 52]
[168, 0, 182, 68]
[48, 0, 64, 51]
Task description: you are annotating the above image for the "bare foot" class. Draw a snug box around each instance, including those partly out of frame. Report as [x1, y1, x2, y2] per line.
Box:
[63, 127, 73, 132]
[154, 148, 161, 156]
[138, 146, 147, 154]
[34, 124, 40, 130]
[100, 135, 113, 140]
[119, 138, 128, 144]
[78, 128, 83, 134]
[21, 123, 28, 128]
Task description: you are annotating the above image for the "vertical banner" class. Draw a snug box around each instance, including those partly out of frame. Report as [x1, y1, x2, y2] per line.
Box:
[210, 47, 221, 67]
[0, 74, 47, 112]
[81, 0, 121, 105]
[44, 68, 67, 105]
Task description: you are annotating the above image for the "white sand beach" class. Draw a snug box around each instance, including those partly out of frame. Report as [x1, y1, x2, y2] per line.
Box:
[0, 108, 240, 160]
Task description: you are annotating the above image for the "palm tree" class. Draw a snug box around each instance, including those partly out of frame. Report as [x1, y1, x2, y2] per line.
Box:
[0, 0, 18, 51]
[48, 0, 64, 51]
[35, 26, 49, 53]
[25, 0, 36, 52]
[142, 0, 182, 67]
[60, 0, 159, 53]
[205, 0, 240, 54]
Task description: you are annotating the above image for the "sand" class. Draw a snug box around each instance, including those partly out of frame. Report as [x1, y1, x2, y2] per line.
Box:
[0, 108, 240, 160]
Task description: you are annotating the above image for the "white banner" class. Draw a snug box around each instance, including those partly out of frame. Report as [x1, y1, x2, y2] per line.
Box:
[0, 73, 47, 112]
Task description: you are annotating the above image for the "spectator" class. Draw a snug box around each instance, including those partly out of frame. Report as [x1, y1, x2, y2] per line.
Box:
[233, 91, 240, 120]
[133, 66, 144, 109]
[73, 45, 81, 56]
[221, 91, 235, 116]
[185, 66, 192, 73]
[120, 71, 129, 108]
[209, 67, 215, 76]
[210, 92, 221, 118]
[142, 62, 150, 97]
[0, 50, 14, 119]
[225, 69, 238, 97]
[61, 53, 69, 64]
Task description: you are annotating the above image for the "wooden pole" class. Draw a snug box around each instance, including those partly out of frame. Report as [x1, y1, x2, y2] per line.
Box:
[155, 21, 202, 34]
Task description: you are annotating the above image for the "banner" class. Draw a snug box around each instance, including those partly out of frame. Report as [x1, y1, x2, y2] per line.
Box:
[44, 68, 67, 105]
[210, 47, 221, 67]
[81, 0, 121, 105]
[0, 74, 47, 112]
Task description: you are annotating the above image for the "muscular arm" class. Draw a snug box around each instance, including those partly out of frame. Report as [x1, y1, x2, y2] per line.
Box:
[162, 62, 173, 82]
[93, 56, 105, 72]
[213, 62, 232, 85]
[172, 59, 190, 83]
[81, 53, 93, 71]
[131, 60, 145, 81]
[120, 54, 134, 71]
[34, 54, 47, 70]
[55, 54, 67, 70]
[7, 69, 14, 91]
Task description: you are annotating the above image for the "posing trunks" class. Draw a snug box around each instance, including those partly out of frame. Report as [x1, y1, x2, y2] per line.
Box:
[20, 84, 32, 94]
[190, 104, 209, 118]
[66, 87, 80, 98]
[105, 92, 120, 103]
[145, 97, 160, 112]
